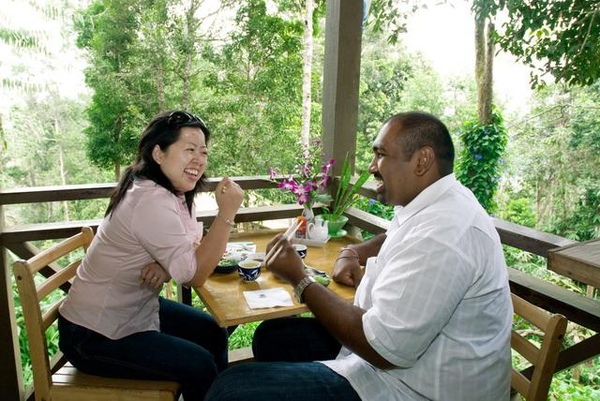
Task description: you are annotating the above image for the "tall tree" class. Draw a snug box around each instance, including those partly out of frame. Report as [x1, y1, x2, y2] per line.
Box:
[507, 82, 600, 239]
[435, 2, 507, 213]
[473, 0, 600, 87]
[75, 0, 224, 180]
[75, 0, 147, 179]
[203, 0, 304, 178]
[5, 94, 112, 224]
[0, 0, 85, 187]
[474, 13, 494, 124]
[300, 0, 314, 148]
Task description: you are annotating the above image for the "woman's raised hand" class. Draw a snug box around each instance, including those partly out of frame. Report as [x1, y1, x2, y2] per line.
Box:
[215, 177, 244, 217]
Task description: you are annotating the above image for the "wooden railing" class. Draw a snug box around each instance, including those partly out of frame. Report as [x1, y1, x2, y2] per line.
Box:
[1, 178, 599, 400]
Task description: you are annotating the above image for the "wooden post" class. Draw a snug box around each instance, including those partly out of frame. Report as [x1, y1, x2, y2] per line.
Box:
[0, 204, 25, 400]
[322, 0, 363, 175]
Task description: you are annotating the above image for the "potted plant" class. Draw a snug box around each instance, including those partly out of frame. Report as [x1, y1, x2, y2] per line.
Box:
[268, 144, 369, 238]
[320, 154, 371, 236]
[268, 140, 334, 225]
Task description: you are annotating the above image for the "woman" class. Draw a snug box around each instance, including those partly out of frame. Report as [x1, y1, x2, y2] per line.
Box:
[58, 110, 244, 400]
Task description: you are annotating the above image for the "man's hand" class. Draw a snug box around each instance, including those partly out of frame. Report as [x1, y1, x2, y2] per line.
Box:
[332, 256, 364, 288]
[265, 235, 306, 285]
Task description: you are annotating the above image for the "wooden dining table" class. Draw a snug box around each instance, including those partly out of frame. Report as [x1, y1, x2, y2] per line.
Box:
[194, 229, 359, 328]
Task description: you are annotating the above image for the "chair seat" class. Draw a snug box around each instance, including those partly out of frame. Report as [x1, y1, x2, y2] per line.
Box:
[50, 363, 180, 401]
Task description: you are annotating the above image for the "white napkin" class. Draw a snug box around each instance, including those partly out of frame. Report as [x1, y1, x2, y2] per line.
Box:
[243, 288, 294, 309]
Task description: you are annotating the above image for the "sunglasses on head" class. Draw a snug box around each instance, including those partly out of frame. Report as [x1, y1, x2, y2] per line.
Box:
[166, 111, 209, 133]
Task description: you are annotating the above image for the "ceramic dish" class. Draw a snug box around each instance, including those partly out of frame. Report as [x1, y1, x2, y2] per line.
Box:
[304, 265, 331, 286]
[214, 258, 239, 274]
[329, 229, 347, 239]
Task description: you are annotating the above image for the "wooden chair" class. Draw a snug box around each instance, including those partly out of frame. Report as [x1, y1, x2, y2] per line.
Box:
[511, 293, 567, 401]
[13, 227, 180, 401]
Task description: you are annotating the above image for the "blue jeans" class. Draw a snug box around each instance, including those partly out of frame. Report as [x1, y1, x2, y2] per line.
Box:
[58, 297, 228, 400]
[205, 317, 361, 401]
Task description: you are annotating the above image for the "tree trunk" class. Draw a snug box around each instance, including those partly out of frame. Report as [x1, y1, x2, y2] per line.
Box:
[156, 64, 166, 111]
[475, 17, 494, 124]
[181, 0, 201, 111]
[300, 0, 314, 148]
[54, 118, 70, 221]
[0, 115, 5, 152]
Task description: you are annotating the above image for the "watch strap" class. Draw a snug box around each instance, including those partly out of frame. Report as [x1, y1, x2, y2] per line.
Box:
[294, 275, 317, 303]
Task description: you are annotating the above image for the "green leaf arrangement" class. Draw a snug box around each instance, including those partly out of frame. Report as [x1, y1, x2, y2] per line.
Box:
[322, 154, 371, 220]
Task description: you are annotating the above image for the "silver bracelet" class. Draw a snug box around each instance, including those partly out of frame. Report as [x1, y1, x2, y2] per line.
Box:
[216, 214, 235, 227]
[340, 247, 359, 259]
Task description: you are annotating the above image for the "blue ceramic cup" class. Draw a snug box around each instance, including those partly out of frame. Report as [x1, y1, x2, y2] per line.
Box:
[238, 260, 262, 281]
[293, 243, 308, 259]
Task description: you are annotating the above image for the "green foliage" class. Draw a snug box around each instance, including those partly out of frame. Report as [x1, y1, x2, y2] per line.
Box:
[202, 0, 305, 181]
[368, 0, 433, 44]
[75, 0, 147, 178]
[550, 186, 600, 241]
[355, 29, 476, 170]
[74, 0, 219, 179]
[550, 371, 600, 401]
[354, 197, 394, 240]
[356, 197, 394, 221]
[473, 0, 600, 87]
[227, 322, 261, 350]
[497, 82, 600, 238]
[321, 154, 371, 220]
[570, 80, 600, 154]
[498, 197, 536, 228]
[2, 94, 113, 224]
[456, 108, 507, 213]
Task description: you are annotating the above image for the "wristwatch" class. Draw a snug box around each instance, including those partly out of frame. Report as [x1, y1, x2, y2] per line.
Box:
[294, 275, 317, 303]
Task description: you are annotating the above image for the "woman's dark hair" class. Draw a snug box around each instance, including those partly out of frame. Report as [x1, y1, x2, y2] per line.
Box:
[388, 111, 455, 176]
[105, 110, 211, 217]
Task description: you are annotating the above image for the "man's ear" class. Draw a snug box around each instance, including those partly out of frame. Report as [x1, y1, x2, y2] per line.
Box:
[152, 145, 163, 165]
[415, 147, 434, 176]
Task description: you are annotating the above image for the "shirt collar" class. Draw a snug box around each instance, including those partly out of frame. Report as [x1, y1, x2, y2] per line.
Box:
[393, 173, 458, 228]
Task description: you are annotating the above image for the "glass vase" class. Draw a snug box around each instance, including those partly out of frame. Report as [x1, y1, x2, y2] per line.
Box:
[302, 203, 315, 222]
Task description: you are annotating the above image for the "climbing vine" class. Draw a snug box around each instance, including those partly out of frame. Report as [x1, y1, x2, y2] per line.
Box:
[456, 108, 507, 213]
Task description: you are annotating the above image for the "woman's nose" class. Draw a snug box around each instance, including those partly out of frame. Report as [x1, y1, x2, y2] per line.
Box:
[195, 150, 207, 160]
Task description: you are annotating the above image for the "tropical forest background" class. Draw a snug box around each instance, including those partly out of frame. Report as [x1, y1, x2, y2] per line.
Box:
[1, 0, 599, 399]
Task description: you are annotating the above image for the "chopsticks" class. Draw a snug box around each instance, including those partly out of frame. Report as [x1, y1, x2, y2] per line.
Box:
[264, 220, 301, 267]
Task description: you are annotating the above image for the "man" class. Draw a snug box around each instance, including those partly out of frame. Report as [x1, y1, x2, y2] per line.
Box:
[205, 112, 512, 400]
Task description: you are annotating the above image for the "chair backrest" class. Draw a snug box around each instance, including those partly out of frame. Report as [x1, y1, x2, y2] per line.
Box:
[511, 293, 567, 401]
[13, 227, 95, 401]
